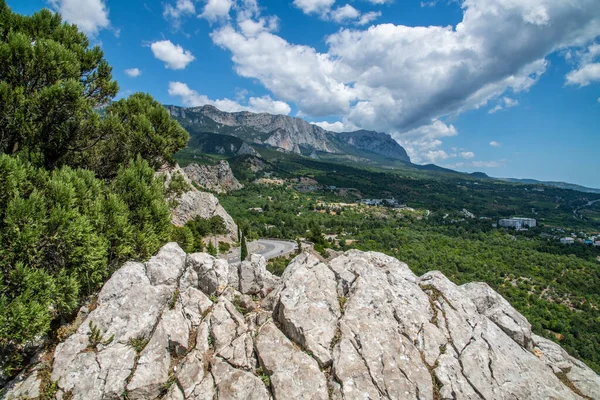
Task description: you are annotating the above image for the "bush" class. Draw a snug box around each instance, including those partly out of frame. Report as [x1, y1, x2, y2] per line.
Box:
[0, 155, 172, 375]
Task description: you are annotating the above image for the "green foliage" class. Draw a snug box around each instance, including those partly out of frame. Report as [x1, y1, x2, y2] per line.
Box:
[87, 94, 189, 177]
[0, 4, 188, 176]
[0, 4, 118, 169]
[219, 182, 600, 373]
[87, 321, 113, 349]
[206, 241, 217, 257]
[218, 241, 231, 253]
[267, 255, 292, 276]
[166, 172, 192, 199]
[0, 155, 172, 375]
[128, 335, 149, 354]
[241, 233, 248, 262]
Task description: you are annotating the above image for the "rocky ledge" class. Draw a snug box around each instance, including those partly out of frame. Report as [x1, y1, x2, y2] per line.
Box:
[4, 245, 599, 399]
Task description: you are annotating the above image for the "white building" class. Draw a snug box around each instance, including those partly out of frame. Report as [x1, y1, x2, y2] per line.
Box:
[498, 218, 537, 229]
[560, 237, 575, 245]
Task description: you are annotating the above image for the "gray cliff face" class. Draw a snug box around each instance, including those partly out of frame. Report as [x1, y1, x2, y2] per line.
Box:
[183, 161, 243, 194]
[158, 164, 238, 240]
[166, 105, 411, 163]
[335, 130, 410, 162]
[5, 246, 599, 400]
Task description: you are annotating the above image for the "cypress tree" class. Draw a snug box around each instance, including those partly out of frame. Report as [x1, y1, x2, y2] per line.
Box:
[241, 233, 248, 262]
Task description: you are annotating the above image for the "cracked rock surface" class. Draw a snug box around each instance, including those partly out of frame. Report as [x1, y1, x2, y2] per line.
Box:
[4, 245, 600, 399]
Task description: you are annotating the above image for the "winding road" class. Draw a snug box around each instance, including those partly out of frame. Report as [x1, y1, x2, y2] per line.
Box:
[225, 239, 297, 265]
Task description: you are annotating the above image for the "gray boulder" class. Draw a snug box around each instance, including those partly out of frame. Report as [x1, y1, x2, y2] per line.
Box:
[4, 245, 599, 400]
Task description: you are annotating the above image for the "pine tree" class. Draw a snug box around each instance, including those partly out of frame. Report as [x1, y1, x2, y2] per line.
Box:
[241, 233, 248, 262]
[207, 241, 217, 257]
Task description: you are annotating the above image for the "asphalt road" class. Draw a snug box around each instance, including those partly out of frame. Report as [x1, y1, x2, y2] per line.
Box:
[226, 239, 297, 264]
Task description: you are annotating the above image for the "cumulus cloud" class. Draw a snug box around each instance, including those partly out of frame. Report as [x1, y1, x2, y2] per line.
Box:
[293, 0, 335, 15]
[489, 141, 501, 147]
[200, 0, 234, 22]
[124, 68, 141, 77]
[566, 63, 600, 86]
[205, 0, 600, 163]
[313, 120, 358, 132]
[565, 42, 600, 86]
[357, 11, 382, 26]
[293, 0, 380, 25]
[49, 0, 109, 37]
[460, 151, 475, 159]
[489, 97, 519, 113]
[150, 40, 195, 69]
[163, 0, 196, 27]
[331, 5, 361, 23]
[168, 81, 291, 115]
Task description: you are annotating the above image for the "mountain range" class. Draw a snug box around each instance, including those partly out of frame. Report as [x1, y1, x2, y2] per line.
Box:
[167, 105, 600, 195]
[166, 105, 411, 165]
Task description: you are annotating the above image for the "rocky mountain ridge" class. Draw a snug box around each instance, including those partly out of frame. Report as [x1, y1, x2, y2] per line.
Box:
[4, 245, 599, 399]
[183, 161, 243, 194]
[166, 105, 411, 164]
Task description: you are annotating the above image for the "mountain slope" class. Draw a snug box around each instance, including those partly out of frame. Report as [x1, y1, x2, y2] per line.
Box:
[502, 178, 600, 194]
[166, 105, 411, 164]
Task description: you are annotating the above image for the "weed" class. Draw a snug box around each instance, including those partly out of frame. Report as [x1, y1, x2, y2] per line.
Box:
[128, 335, 149, 354]
[169, 289, 180, 310]
[87, 321, 114, 349]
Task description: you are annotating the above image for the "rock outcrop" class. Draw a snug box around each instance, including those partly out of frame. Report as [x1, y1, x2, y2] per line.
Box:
[158, 164, 238, 240]
[4, 246, 600, 400]
[183, 161, 243, 194]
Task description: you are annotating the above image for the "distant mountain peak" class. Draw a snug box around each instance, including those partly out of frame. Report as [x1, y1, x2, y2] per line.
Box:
[166, 105, 411, 164]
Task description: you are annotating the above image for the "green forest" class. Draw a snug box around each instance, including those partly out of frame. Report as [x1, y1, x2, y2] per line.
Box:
[219, 183, 600, 373]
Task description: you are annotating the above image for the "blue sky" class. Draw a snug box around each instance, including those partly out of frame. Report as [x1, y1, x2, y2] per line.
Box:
[10, 0, 600, 188]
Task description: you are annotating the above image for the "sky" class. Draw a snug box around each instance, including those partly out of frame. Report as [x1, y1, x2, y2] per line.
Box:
[9, 0, 600, 188]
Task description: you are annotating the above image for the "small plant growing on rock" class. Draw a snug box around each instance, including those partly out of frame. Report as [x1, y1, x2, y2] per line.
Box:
[169, 289, 180, 310]
[233, 296, 249, 315]
[338, 295, 348, 314]
[256, 366, 270, 387]
[87, 321, 114, 349]
[209, 294, 218, 303]
[128, 335, 149, 354]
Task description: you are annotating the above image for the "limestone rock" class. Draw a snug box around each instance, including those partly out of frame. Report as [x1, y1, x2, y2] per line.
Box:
[255, 322, 329, 400]
[533, 333, 600, 399]
[211, 357, 270, 400]
[183, 161, 243, 194]
[5, 245, 599, 400]
[157, 163, 238, 240]
[238, 254, 278, 296]
[461, 281, 533, 349]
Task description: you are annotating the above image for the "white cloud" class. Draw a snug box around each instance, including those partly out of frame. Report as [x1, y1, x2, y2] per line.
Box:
[489, 96, 519, 113]
[248, 96, 292, 115]
[124, 68, 141, 77]
[293, 0, 380, 25]
[566, 63, 600, 86]
[331, 5, 361, 24]
[420, 1, 437, 7]
[200, 0, 234, 22]
[293, 0, 335, 15]
[163, 0, 196, 26]
[489, 141, 501, 147]
[313, 120, 358, 132]
[49, 0, 109, 37]
[150, 40, 195, 69]
[598, 97, 600, 103]
[357, 12, 382, 26]
[207, 0, 600, 163]
[460, 151, 475, 159]
[168, 81, 291, 115]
